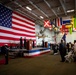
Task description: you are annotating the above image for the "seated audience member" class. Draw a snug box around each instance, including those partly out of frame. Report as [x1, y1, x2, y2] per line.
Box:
[73, 41, 76, 62]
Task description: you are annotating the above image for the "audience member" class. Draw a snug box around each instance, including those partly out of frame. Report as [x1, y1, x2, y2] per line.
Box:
[59, 39, 66, 62]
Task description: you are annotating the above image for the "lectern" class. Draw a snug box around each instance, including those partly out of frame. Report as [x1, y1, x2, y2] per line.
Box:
[45, 42, 48, 48]
[26, 40, 32, 50]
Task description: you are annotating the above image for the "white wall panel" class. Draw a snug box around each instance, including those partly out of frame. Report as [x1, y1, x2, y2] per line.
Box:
[56, 32, 76, 44]
[35, 25, 55, 46]
[35, 25, 76, 45]
[66, 32, 76, 43]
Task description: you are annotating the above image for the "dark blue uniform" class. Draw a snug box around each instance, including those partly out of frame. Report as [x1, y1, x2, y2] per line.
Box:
[4, 45, 9, 64]
[59, 41, 66, 62]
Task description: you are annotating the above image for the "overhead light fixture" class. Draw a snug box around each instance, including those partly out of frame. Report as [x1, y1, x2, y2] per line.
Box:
[40, 16, 44, 19]
[67, 9, 74, 13]
[26, 6, 32, 11]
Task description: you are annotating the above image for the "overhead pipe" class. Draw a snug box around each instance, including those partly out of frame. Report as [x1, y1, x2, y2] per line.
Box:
[10, 0, 40, 20]
[44, 0, 58, 17]
[16, 9, 36, 20]
[59, 0, 67, 15]
[28, 0, 49, 18]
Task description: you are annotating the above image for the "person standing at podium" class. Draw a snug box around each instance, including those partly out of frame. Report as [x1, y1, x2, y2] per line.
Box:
[20, 37, 23, 49]
[4, 44, 9, 65]
[42, 40, 44, 47]
[24, 37, 26, 49]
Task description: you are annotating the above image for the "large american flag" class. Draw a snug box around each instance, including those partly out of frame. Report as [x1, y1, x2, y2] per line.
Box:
[0, 4, 36, 46]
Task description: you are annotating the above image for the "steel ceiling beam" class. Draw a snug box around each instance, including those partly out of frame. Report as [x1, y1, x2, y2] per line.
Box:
[44, 0, 58, 17]
[59, 0, 67, 15]
[6, 0, 44, 25]
[17, 9, 43, 25]
[16, 9, 36, 20]
[1, 1, 36, 20]
[28, 0, 49, 18]
[12, 1, 40, 20]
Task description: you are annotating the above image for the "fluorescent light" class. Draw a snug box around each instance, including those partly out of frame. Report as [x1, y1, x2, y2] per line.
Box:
[40, 16, 44, 19]
[26, 6, 32, 11]
[67, 9, 74, 13]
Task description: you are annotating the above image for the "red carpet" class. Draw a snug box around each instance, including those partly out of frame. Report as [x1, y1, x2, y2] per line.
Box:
[0, 58, 10, 65]
[0, 58, 5, 65]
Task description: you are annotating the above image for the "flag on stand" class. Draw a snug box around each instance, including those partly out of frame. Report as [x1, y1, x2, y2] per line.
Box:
[62, 33, 66, 42]
[0, 4, 36, 46]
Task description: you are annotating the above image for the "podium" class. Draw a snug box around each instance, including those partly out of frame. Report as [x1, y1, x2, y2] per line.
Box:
[45, 42, 48, 48]
[26, 40, 32, 50]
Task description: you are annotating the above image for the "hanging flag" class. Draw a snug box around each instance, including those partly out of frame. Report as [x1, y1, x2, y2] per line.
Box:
[60, 16, 72, 33]
[53, 16, 73, 33]
[62, 16, 71, 24]
[64, 28, 68, 32]
[65, 24, 72, 28]
[74, 16, 76, 28]
[0, 4, 36, 46]
[57, 18, 60, 26]
[62, 33, 66, 41]
[44, 20, 50, 28]
[56, 17, 71, 27]
[69, 27, 72, 34]
[71, 17, 74, 27]
[72, 16, 76, 31]
[60, 27, 68, 34]
[56, 17, 62, 27]
[62, 25, 65, 29]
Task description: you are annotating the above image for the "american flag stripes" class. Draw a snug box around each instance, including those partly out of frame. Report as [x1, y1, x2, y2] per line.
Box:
[0, 4, 36, 46]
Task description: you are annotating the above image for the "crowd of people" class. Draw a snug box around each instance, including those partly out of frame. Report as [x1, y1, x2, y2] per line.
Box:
[51, 39, 76, 62]
[0, 39, 76, 65]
